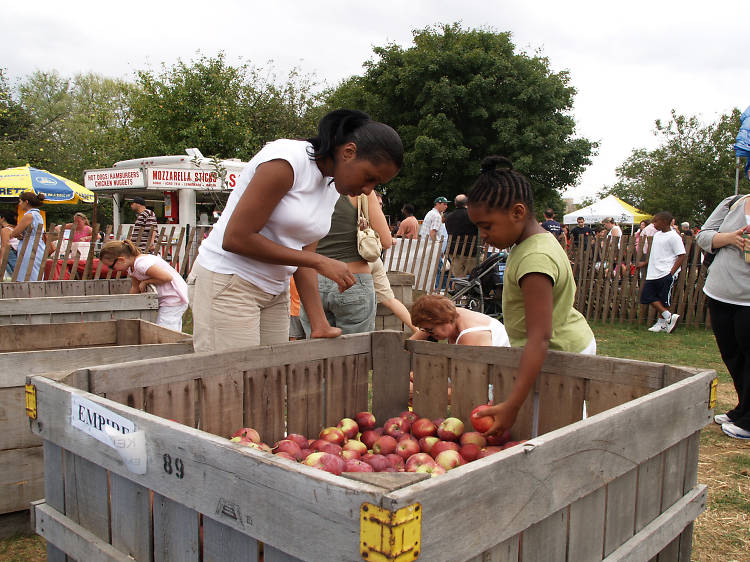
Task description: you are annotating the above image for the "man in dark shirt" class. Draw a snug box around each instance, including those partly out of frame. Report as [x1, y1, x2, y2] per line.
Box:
[445, 194, 478, 277]
[130, 196, 158, 253]
[570, 216, 593, 251]
[541, 208, 563, 237]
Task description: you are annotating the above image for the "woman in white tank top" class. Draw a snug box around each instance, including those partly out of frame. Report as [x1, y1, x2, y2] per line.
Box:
[409, 294, 510, 347]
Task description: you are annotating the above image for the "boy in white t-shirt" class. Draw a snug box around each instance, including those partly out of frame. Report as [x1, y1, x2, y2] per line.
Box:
[637, 211, 686, 333]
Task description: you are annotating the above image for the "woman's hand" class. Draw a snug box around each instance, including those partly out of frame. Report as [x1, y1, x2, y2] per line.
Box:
[315, 255, 355, 292]
[713, 228, 747, 251]
[473, 401, 520, 436]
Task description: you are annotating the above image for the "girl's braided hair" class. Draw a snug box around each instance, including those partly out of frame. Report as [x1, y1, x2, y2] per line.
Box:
[468, 155, 534, 212]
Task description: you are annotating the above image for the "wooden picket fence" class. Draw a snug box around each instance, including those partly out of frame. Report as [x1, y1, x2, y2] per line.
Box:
[2, 226, 712, 328]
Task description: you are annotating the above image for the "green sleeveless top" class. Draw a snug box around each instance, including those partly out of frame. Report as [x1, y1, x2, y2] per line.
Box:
[316, 195, 362, 262]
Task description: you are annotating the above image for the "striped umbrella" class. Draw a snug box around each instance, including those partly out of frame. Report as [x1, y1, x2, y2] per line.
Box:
[0, 165, 94, 204]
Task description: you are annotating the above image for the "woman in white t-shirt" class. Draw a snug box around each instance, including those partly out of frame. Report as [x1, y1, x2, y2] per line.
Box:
[189, 109, 403, 352]
[100, 240, 189, 332]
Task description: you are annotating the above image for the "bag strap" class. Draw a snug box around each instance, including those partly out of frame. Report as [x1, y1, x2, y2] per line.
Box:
[358, 194, 370, 225]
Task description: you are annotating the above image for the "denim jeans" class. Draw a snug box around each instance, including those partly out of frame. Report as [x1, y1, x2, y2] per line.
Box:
[300, 273, 376, 335]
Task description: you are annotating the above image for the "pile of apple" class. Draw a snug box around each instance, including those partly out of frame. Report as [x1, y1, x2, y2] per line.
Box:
[229, 406, 521, 477]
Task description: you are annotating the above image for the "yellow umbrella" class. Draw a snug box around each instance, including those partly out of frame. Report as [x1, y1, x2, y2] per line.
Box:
[0, 165, 94, 204]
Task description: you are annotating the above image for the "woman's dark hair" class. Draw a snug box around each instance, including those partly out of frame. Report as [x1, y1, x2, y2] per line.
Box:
[19, 192, 46, 207]
[0, 210, 17, 225]
[307, 109, 403, 168]
[468, 156, 534, 213]
[402, 203, 415, 216]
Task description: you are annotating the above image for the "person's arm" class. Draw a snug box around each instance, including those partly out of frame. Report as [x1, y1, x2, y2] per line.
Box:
[473, 273, 553, 435]
[130, 275, 141, 294]
[670, 254, 685, 276]
[367, 192, 392, 249]
[293, 246, 341, 339]
[136, 263, 175, 292]
[9, 213, 33, 238]
[456, 330, 493, 347]
[429, 228, 438, 241]
[223, 160, 355, 292]
[696, 196, 747, 253]
[408, 329, 431, 341]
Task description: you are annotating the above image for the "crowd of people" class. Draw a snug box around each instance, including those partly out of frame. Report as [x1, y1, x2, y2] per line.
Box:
[1, 107, 747, 442]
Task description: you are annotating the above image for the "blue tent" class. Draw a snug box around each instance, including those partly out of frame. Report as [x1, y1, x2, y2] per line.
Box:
[735, 105, 750, 179]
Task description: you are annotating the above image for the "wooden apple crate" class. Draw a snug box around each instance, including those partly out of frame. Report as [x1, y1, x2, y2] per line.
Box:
[375, 272, 414, 331]
[0, 320, 192, 520]
[26, 331, 714, 561]
[0, 279, 158, 325]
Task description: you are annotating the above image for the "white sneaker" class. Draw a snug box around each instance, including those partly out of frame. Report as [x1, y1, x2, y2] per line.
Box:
[714, 413, 732, 425]
[648, 319, 667, 332]
[666, 313, 680, 333]
[721, 422, 750, 440]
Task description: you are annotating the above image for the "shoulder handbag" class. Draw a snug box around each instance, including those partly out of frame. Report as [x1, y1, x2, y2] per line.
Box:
[356, 194, 383, 262]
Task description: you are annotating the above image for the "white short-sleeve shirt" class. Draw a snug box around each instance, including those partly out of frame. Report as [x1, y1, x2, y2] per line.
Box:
[646, 230, 686, 280]
[196, 140, 340, 295]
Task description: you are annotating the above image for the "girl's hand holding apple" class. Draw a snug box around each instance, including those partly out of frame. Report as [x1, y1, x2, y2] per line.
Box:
[471, 402, 518, 437]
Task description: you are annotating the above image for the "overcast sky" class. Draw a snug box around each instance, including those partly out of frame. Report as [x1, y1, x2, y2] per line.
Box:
[3, 0, 748, 201]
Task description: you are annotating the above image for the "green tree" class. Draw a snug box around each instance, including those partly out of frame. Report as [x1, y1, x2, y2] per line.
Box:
[129, 53, 324, 161]
[604, 109, 745, 227]
[326, 23, 595, 215]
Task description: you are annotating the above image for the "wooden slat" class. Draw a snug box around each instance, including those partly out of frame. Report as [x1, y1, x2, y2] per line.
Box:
[0, 320, 115, 352]
[1, 293, 158, 315]
[520, 507, 568, 562]
[489, 363, 535, 440]
[203, 516, 259, 562]
[264, 544, 305, 561]
[153, 493, 200, 562]
[88, 333, 371, 394]
[245, 367, 286, 445]
[43, 441, 66, 562]
[568, 486, 606, 562]
[0, 447, 44, 514]
[324, 354, 369, 426]
[635, 454, 665, 533]
[586, 379, 652, 417]
[536, 372, 585, 435]
[110, 472, 153, 560]
[63, 451, 111, 543]
[603, 485, 706, 562]
[145, 379, 197, 427]
[0, 386, 42, 450]
[33, 501, 132, 561]
[371, 331, 409, 423]
[472, 534, 519, 562]
[199, 371, 244, 436]
[604, 468, 637, 556]
[385, 371, 713, 562]
[286, 361, 324, 439]
[410, 353, 449, 421]
[449, 359, 489, 426]
[656, 439, 688, 561]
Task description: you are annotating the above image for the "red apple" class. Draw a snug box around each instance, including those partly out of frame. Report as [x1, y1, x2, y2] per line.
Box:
[285, 433, 308, 449]
[432, 417, 444, 428]
[303, 452, 345, 475]
[341, 449, 361, 461]
[400, 410, 419, 424]
[336, 418, 359, 440]
[372, 435, 398, 455]
[418, 436, 440, 454]
[430, 440, 460, 458]
[361, 428, 384, 449]
[477, 446, 504, 459]
[486, 429, 512, 446]
[274, 451, 297, 461]
[437, 417, 464, 441]
[405, 452, 437, 472]
[355, 411, 377, 430]
[311, 440, 342, 456]
[396, 438, 420, 460]
[459, 443, 481, 462]
[416, 463, 446, 477]
[230, 427, 261, 444]
[318, 427, 346, 445]
[299, 448, 313, 460]
[470, 405, 495, 434]
[383, 417, 411, 439]
[460, 431, 487, 448]
[362, 453, 391, 472]
[273, 439, 303, 461]
[435, 449, 463, 470]
[344, 459, 374, 472]
[386, 453, 405, 471]
[343, 439, 368, 455]
[410, 417, 437, 439]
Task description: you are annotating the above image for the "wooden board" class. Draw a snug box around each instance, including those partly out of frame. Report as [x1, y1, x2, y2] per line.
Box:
[0, 447, 44, 514]
[411, 353, 450, 421]
[286, 361, 324, 438]
[110, 472, 153, 560]
[244, 367, 286, 446]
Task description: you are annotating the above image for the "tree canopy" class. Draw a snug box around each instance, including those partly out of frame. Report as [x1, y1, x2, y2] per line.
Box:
[327, 23, 596, 215]
[603, 109, 746, 227]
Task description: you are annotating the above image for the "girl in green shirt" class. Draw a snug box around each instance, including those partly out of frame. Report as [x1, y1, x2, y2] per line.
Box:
[467, 156, 595, 436]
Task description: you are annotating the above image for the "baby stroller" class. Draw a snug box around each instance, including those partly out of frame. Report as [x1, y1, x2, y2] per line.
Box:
[447, 251, 506, 318]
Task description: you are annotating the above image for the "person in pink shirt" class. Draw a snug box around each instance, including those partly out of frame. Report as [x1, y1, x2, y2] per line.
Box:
[99, 239, 188, 331]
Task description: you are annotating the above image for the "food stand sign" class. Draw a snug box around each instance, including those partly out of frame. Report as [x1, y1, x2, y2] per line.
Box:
[84, 167, 239, 191]
[84, 169, 146, 190]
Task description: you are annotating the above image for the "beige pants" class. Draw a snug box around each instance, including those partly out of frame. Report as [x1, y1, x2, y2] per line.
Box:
[188, 263, 289, 353]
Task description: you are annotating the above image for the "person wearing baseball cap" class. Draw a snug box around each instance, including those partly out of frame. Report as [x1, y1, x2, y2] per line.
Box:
[420, 196, 449, 240]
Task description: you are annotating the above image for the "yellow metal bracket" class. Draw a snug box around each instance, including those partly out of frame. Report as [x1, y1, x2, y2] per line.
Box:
[360, 502, 421, 561]
[25, 384, 37, 419]
[709, 377, 718, 409]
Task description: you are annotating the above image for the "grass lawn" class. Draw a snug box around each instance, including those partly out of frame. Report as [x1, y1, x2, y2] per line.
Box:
[1, 320, 746, 561]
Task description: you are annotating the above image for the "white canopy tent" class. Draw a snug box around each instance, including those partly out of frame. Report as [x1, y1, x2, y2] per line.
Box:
[563, 195, 651, 226]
